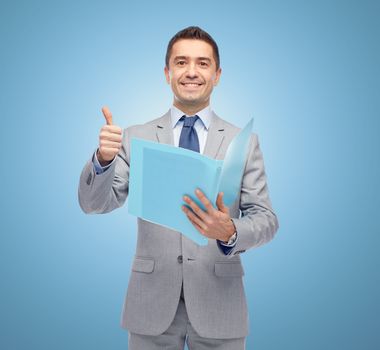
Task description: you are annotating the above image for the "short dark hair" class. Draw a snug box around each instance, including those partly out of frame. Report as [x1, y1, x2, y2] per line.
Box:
[165, 26, 220, 71]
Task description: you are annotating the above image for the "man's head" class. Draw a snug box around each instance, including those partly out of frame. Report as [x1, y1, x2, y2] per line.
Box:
[164, 26, 222, 114]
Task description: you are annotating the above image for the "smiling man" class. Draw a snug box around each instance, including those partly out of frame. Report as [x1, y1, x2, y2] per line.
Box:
[78, 26, 279, 350]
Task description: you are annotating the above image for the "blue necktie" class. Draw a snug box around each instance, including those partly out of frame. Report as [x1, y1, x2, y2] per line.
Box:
[179, 115, 200, 153]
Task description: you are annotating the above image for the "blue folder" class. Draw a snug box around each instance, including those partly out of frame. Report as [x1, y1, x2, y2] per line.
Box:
[128, 118, 253, 245]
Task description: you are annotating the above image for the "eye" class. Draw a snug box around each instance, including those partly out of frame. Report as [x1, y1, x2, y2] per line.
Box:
[176, 60, 186, 66]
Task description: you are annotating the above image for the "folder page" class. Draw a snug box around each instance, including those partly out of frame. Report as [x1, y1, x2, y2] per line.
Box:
[218, 118, 254, 206]
[129, 138, 222, 245]
[128, 118, 253, 246]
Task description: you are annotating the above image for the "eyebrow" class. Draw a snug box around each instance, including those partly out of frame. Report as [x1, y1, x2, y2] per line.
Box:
[173, 56, 212, 62]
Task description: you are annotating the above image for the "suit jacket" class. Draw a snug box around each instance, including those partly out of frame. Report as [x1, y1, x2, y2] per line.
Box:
[78, 110, 279, 339]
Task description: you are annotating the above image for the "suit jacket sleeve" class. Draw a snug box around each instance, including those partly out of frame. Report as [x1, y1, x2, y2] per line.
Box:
[227, 133, 279, 257]
[78, 128, 130, 214]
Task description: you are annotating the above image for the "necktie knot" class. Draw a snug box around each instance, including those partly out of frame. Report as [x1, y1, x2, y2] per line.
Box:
[181, 115, 199, 127]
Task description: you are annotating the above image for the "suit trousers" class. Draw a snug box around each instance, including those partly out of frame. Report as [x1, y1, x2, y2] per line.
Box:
[128, 283, 246, 350]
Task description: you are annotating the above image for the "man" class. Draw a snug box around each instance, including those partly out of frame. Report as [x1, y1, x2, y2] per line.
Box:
[78, 26, 279, 350]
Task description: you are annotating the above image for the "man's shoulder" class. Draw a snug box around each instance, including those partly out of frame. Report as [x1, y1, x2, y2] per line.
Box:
[145, 112, 170, 126]
[212, 113, 259, 149]
[212, 113, 240, 132]
[211, 112, 251, 140]
[124, 111, 171, 136]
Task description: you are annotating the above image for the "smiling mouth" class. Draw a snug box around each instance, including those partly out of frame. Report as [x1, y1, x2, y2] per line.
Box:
[181, 83, 203, 88]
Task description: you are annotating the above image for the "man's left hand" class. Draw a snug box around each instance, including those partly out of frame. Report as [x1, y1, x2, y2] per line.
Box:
[182, 189, 235, 242]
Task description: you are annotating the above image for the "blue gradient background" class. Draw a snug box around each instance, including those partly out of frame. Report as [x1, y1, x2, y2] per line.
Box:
[1, 0, 379, 349]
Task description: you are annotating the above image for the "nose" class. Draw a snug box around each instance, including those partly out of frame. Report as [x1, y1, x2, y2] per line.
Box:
[185, 62, 198, 77]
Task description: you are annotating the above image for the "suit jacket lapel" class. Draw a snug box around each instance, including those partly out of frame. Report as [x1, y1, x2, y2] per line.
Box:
[155, 110, 174, 145]
[203, 111, 226, 159]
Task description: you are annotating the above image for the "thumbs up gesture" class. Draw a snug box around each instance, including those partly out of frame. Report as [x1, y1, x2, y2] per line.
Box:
[97, 106, 123, 166]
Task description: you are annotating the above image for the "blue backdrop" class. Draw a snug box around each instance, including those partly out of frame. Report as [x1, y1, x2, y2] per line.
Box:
[1, 0, 379, 349]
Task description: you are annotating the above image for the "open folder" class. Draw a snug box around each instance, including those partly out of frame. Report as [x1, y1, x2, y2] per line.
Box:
[128, 118, 253, 245]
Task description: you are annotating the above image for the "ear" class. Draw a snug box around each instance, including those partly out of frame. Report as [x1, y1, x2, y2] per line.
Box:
[213, 67, 222, 86]
[164, 66, 170, 84]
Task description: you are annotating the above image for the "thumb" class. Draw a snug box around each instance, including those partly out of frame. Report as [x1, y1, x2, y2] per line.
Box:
[216, 192, 229, 214]
[101, 106, 113, 125]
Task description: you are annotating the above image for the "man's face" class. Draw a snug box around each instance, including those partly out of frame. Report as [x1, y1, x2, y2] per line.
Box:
[164, 39, 222, 110]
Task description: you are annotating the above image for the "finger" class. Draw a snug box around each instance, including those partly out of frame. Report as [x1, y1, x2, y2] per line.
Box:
[100, 147, 120, 154]
[98, 148, 120, 161]
[191, 220, 206, 236]
[184, 211, 206, 236]
[183, 195, 208, 221]
[102, 106, 113, 125]
[101, 125, 122, 135]
[182, 205, 208, 230]
[195, 189, 215, 213]
[99, 140, 122, 149]
[100, 130, 123, 142]
[216, 192, 229, 214]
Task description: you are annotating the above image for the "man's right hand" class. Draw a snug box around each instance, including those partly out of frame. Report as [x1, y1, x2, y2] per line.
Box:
[97, 106, 123, 166]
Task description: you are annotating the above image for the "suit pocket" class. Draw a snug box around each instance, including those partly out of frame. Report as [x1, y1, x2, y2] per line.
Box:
[132, 257, 155, 273]
[214, 262, 244, 277]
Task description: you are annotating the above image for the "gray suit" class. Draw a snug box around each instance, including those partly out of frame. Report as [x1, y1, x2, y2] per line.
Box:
[78, 110, 279, 339]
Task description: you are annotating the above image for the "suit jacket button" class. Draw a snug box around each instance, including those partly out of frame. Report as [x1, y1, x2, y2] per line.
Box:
[177, 255, 183, 264]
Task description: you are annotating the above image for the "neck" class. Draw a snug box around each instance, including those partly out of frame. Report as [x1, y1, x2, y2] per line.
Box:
[173, 100, 209, 116]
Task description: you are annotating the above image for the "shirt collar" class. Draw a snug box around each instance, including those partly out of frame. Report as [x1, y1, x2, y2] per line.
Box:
[170, 105, 212, 130]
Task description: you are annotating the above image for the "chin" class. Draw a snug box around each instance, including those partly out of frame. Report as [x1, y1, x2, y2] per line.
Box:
[182, 98, 202, 105]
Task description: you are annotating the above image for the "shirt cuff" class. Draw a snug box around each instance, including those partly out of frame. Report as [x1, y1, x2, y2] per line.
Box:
[92, 149, 115, 175]
[219, 232, 237, 246]
[217, 232, 238, 255]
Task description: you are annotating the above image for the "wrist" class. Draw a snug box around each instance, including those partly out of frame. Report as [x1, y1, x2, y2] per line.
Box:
[221, 231, 237, 245]
[97, 149, 113, 167]
[222, 219, 237, 243]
